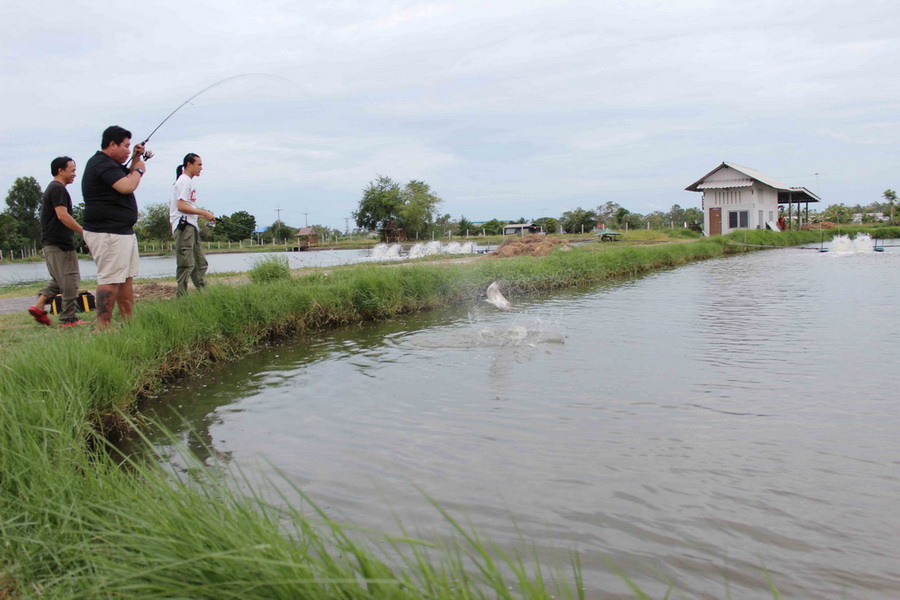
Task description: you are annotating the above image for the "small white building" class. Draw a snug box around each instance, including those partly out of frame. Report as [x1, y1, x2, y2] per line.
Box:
[686, 162, 820, 236]
[502, 222, 539, 235]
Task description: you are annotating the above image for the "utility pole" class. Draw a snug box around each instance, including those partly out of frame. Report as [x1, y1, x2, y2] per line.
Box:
[275, 207, 282, 223]
[302, 212, 309, 227]
[344, 217, 350, 235]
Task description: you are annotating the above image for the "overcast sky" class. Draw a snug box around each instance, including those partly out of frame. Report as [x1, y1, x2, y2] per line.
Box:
[2, 0, 898, 231]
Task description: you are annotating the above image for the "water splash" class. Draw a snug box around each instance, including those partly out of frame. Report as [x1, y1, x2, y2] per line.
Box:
[408, 241, 477, 258]
[368, 243, 403, 260]
[369, 241, 479, 261]
[407, 241, 443, 258]
[471, 316, 566, 348]
[830, 233, 875, 254]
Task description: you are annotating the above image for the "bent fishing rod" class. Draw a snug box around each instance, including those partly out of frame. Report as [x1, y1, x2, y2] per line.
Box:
[127, 73, 289, 165]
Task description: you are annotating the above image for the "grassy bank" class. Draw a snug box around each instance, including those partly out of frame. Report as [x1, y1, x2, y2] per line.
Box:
[0, 230, 845, 597]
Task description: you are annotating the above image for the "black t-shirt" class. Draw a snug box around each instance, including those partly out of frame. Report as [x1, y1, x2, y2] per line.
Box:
[40, 180, 75, 251]
[82, 151, 138, 234]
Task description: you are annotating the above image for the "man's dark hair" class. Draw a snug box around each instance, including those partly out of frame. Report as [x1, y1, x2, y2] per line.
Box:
[101, 125, 132, 149]
[50, 156, 73, 177]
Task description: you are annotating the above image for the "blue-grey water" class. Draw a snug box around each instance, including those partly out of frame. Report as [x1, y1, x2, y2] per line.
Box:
[0, 249, 369, 285]
[0, 242, 490, 285]
[135, 243, 900, 599]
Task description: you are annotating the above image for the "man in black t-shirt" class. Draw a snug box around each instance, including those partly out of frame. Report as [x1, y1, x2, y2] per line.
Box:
[82, 125, 147, 329]
[28, 156, 85, 327]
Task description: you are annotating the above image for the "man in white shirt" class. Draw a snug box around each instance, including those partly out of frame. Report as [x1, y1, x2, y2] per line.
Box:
[170, 153, 215, 297]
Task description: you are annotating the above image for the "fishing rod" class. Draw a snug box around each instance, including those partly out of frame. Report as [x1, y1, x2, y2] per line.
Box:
[127, 73, 290, 165]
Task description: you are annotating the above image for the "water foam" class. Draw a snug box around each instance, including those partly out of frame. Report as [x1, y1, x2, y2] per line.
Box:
[369, 241, 479, 261]
[830, 233, 875, 254]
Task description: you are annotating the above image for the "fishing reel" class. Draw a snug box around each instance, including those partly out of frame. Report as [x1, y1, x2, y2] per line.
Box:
[142, 149, 155, 161]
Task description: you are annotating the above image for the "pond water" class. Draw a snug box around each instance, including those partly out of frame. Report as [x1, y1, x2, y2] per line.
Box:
[133, 242, 900, 599]
[0, 242, 489, 285]
[0, 249, 367, 285]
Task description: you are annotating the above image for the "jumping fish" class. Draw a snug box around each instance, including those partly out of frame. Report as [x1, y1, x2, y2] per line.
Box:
[485, 281, 513, 310]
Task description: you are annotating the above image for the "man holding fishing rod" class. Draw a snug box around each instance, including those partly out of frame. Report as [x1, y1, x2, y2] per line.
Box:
[170, 153, 215, 297]
[81, 125, 146, 329]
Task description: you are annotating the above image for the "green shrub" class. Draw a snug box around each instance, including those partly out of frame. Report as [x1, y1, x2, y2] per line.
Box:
[248, 255, 291, 283]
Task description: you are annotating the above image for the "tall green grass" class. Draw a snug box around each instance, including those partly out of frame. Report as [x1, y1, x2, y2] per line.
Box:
[0, 233, 816, 597]
[248, 255, 292, 284]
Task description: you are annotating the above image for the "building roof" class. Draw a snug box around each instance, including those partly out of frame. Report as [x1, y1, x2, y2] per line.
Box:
[686, 162, 820, 202]
[294, 226, 318, 237]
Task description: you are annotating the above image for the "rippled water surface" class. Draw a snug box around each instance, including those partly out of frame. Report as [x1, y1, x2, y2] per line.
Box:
[138, 245, 900, 599]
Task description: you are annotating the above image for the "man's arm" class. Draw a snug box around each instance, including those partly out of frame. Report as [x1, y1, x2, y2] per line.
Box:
[111, 144, 147, 194]
[177, 200, 215, 222]
[54, 206, 83, 235]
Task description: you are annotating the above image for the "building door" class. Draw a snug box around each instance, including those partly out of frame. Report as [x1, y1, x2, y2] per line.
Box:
[709, 207, 722, 236]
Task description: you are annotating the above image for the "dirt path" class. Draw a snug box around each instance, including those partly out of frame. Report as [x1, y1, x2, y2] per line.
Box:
[0, 295, 32, 315]
[0, 282, 179, 316]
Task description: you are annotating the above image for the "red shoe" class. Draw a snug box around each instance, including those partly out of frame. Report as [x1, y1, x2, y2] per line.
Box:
[60, 319, 89, 327]
[28, 306, 52, 326]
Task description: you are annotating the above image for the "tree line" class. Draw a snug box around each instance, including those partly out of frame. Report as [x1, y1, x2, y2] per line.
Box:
[353, 175, 706, 241]
[816, 190, 898, 224]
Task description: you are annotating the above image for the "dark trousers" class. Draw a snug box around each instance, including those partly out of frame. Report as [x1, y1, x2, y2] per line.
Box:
[39, 245, 81, 323]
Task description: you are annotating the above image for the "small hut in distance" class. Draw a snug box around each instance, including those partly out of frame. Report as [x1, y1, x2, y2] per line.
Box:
[686, 162, 820, 235]
[292, 226, 319, 251]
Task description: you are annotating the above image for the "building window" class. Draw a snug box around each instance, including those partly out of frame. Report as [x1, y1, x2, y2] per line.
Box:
[728, 210, 749, 229]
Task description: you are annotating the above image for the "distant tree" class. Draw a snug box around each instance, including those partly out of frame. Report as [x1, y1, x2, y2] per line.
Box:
[533, 217, 560, 234]
[884, 189, 897, 223]
[560, 207, 598, 233]
[354, 176, 444, 241]
[596, 201, 621, 226]
[310, 225, 341, 239]
[665, 204, 687, 227]
[265, 221, 296, 243]
[4, 176, 42, 246]
[645, 211, 667, 229]
[614, 207, 630, 227]
[134, 202, 172, 242]
[211, 211, 256, 242]
[822, 203, 853, 224]
[683, 207, 703, 227]
[455, 215, 475, 237]
[399, 180, 442, 238]
[228, 211, 257, 241]
[0, 212, 28, 256]
[480, 219, 504, 235]
[354, 175, 404, 240]
[620, 211, 645, 230]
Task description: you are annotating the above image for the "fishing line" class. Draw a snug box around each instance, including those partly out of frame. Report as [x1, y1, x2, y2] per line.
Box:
[127, 72, 292, 165]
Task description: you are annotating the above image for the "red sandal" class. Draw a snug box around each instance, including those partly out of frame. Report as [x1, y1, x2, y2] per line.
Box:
[28, 306, 52, 326]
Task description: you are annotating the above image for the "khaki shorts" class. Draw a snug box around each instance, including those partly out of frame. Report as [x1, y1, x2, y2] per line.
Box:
[84, 231, 140, 284]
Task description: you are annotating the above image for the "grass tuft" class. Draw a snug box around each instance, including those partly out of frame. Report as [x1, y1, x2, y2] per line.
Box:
[248, 255, 292, 284]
